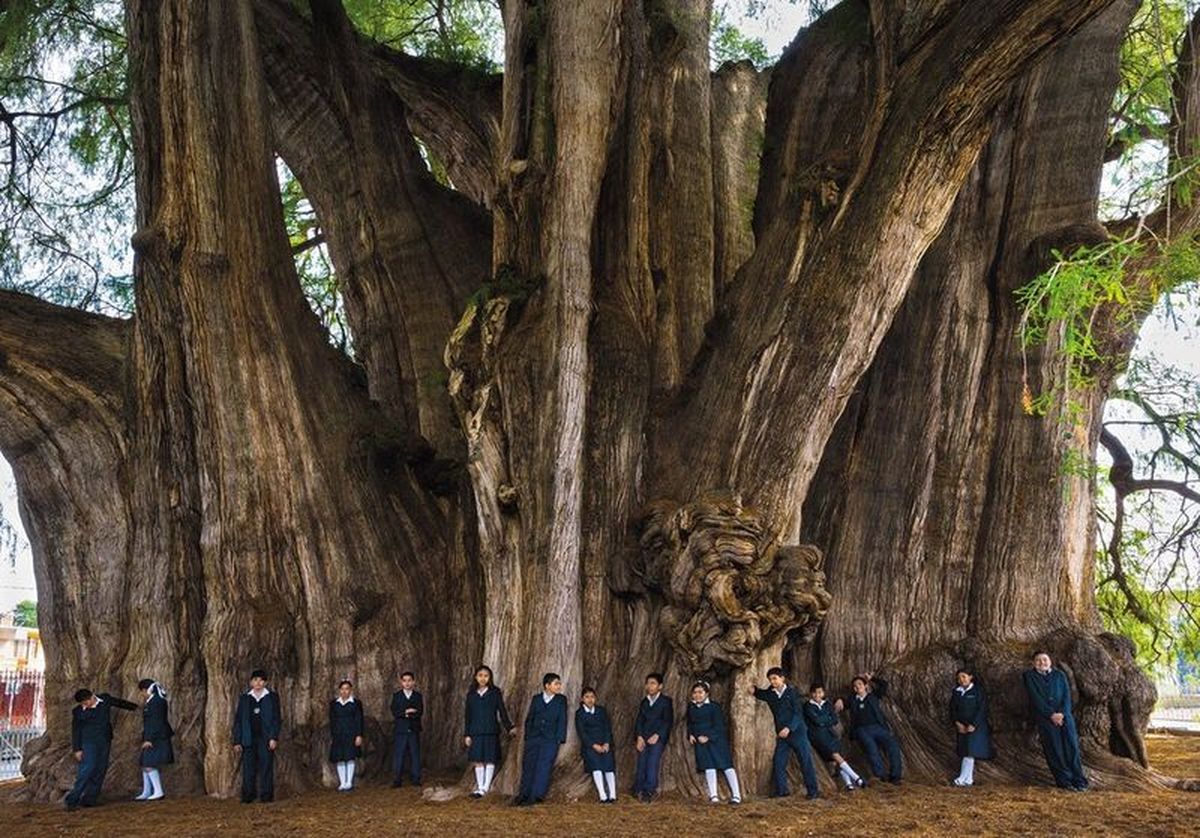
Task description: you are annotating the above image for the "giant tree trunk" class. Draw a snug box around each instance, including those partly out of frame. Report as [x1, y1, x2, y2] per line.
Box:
[0, 0, 1180, 802]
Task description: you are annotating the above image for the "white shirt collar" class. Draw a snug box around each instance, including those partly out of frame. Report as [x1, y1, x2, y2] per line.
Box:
[773, 686, 786, 698]
[336, 696, 355, 705]
[956, 683, 974, 694]
[91, 696, 104, 708]
[646, 693, 659, 705]
[249, 687, 269, 700]
[542, 691, 555, 703]
[476, 686, 489, 696]
[809, 698, 825, 707]
[403, 689, 414, 698]
[584, 705, 595, 714]
[693, 697, 711, 706]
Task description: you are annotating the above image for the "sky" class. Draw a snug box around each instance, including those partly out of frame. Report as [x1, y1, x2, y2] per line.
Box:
[0, 2, 1197, 611]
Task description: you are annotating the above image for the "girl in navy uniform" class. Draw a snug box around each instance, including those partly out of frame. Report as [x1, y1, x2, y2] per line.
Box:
[575, 687, 616, 803]
[803, 682, 865, 790]
[1023, 651, 1087, 790]
[686, 681, 741, 805]
[329, 679, 364, 791]
[135, 679, 174, 801]
[949, 668, 993, 786]
[464, 664, 515, 798]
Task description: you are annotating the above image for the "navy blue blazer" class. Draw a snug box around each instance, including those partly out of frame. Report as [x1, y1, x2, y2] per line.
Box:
[391, 689, 424, 733]
[803, 699, 842, 755]
[753, 685, 806, 733]
[71, 694, 137, 750]
[232, 689, 282, 745]
[524, 693, 568, 744]
[141, 694, 174, 742]
[634, 694, 673, 744]
[847, 678, 892, 731]
[464, 686, 515, 736]
[1023, 669, 1073, 721]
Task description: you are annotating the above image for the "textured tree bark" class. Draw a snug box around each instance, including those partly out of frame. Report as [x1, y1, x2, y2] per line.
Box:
[2, 0, 1183, 804]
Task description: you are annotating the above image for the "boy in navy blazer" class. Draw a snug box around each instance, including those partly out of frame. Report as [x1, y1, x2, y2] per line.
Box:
[232, 669, 282, 803]
[65, 688, 138, 811]
[512, 672, 568, 806]
[750, 667, 820, 799]
[633, 672, 673, 803]
[390, 671, 424, 787]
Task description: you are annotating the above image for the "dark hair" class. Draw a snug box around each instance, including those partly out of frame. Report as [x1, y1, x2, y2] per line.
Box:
[338, 679, 353, 689]
[542, 672, 561, 687]
[690, 680, 710, 694]
[766, 667, 786, 679]
[645, 672, 664, 685]
[581, 686, 597, 699]
[955, 668, 975, 680]
[808, 682, 825, 693]
[851, 675, 868, 687]
[400, 671, 415, 680]
[1031, 650, 1051, 660]
[473, 665, 496, 689]
[250, 669, 269, 681]
[137, 678, 154, 691]
[73, 688, 93, 703]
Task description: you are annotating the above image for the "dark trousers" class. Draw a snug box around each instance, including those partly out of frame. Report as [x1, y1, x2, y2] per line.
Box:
[392, 731, 421, 783]
[518, 738, 559, 801]
[633, 741, 665, 796]
[855, 724, 902, 780]
[241, 736, 275, 802]
[66, 742, 110, 806]
[1036, 717, 1087, 788]
[773, 731, 819, 797]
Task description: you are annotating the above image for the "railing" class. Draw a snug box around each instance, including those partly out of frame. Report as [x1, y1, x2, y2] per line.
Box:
[1150, 690, 1200, 731]
[0, 669, 46, 780]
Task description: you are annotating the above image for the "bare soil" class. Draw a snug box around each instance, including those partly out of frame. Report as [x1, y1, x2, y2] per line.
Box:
[1, 735, 1196, 837]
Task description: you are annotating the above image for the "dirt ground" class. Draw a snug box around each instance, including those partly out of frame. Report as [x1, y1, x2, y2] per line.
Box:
[2, 735, 1196, 837]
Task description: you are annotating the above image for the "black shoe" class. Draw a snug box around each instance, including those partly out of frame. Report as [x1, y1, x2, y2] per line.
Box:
[806, 792, 820, 800]
[258, 796, 274, 803]
[729, 798, 741, 806]
[241, 797, 255, 804]
[470, 791, 483, 799]
[392, 780, 403, 788]
[64, 800, 79, 812]
[412, 780, 422, 787]
[509, 795, 526, 807]
[888, 777, 902, 785]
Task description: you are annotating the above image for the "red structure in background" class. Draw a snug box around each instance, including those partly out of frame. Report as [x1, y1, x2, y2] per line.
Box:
[1, 669, 45, 728]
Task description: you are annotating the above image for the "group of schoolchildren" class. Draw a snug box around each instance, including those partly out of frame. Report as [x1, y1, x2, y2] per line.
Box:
[62, 650, 1089, 810]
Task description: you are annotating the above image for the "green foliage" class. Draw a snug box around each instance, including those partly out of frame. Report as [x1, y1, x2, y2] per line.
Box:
[711, 6, 769, 67]
[342, 0, 502, 71]
[12, 598, 37, 628]
[466, 263, 542, 309]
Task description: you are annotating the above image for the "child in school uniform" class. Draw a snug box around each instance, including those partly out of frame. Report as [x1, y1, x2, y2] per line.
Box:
[687, 680, 742, 805]
[329, 679, 364, 791]
[390, 671, 423, 787]
[575, 687, 617, 803]
[803, 683, 865, 790]
[949, 667, 994, 786]
[232, 669, 282, 803]
[1023, 651, 1088, 791]
[65, 688, 138, 811]
[512, 672, 568, 806]
[464, 664, 515, 798]
[749, 666, 820, 799]
[633, 672, 673, 803]
[846, 672, 903, 784]
[134, 679, 174, 801]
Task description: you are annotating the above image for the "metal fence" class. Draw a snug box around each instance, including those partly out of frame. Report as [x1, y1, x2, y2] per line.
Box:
[0, 669, 46, 780]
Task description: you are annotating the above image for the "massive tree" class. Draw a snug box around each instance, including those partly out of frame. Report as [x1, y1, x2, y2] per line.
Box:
[1, 0, 1194, 800]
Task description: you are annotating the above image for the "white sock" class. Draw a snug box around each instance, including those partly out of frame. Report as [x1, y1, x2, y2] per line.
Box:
[705, 768, 719, 800]
[147, 768, 164, 799]
[483, 764, 495, 792]
[839, 762, 859, 787]
[957, 756, 975, 784]
[605, 771, 617, 800]
[592, 770, 608, 800]
[336, 761, 348, 789]
[135, 770, 151, 800]
[724, 768, 741, 801]
[474, 765, 485, 792]
[345, 760, 356, 788]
